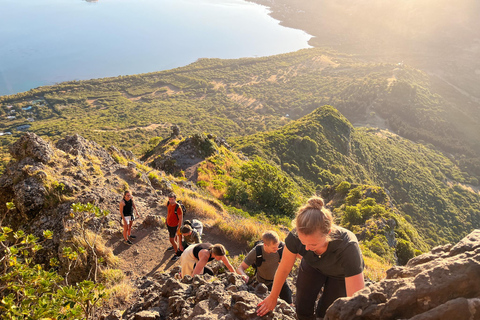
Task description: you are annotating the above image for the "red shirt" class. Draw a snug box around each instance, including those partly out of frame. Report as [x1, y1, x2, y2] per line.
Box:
[167, 202, 182, 227]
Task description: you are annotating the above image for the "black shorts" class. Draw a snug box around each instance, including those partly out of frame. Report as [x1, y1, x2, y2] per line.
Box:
[167, 224, 178, 238]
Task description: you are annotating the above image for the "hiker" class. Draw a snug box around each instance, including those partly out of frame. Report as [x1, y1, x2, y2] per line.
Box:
[119, 190, 140, 245]
[180, 224, 201, 250]
[184, 219, 203, 236]
[257, 197, 365, 319]
[179, 243, 235, 278]
[166, 192, 184, 261]
[237, 231, 292, 304]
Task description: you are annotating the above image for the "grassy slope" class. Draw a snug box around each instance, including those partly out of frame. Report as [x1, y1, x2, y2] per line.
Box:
[230, 105, 480, 246]
[1, 49, 479, 173]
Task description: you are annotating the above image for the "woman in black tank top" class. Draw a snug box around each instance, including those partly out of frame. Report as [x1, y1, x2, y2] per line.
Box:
[119, 190, 140, 245]
[180, 243, 236, 278]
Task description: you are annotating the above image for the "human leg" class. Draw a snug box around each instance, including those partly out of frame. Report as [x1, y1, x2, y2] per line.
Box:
[279, 280, 293, 304]
[295, 259, 327, 320]
[315, 276, 346, 317]
[167, 225, 179, 252]
[123, 216, 131, 241]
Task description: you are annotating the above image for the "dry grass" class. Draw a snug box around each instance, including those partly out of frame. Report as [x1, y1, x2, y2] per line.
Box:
[74, 230, 119, 267]
[103, 280, 136, 309]
[169, 187, 287, 245]
[363, 255, 390, 282]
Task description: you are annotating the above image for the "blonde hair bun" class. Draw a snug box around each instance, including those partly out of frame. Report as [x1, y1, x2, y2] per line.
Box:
[307, 197, 324, 209]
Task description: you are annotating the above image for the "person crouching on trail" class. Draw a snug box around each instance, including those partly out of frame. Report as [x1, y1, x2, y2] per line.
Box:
[120, 190, 140, 245]
[166, 192, 183, 261]
[180, 224, 201, 250]
[179, 243, 235, 278]
[237, 230, 292, 304]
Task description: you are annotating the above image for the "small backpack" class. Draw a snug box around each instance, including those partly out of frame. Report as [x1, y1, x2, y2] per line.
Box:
[167, 200, 187, 220]
[252, 240, 285, 272]
[185, 219, 203, 235]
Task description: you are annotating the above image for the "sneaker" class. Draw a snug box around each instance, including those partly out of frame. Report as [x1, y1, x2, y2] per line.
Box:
[167, 246, 174, 251]
[129, 235, 137, 239]
[170, 255, 180, 262]
[124, 239, 133, 245]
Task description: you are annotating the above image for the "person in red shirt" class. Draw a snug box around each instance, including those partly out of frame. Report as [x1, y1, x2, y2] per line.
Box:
[166, 192, 183, 261]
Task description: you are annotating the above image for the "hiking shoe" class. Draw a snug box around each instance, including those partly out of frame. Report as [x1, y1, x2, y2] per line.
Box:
[124, 239, 133, 245]
[170, 255, 180, 262]
[129, 235, 137, 239]
[167, 246, 174, 251]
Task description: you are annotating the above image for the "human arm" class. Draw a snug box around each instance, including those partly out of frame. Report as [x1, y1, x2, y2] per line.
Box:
[119, 200, 126, 221]
[177, 206, 183, 251]
[220, 255, 235, 273]
[132, 200, 140, 217]
[257, 246, 297, 316]
[191, 249, 210, 277]
[345, 272, 365, 297]
[236, 261, 250, 283]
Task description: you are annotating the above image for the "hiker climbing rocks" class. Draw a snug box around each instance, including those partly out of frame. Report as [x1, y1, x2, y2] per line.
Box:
[237, 230, 292, 304]
[180, 224, 201, 249]
[179, 243, 235, 278]
[166, 192, 183, 261]
[119, 190, 140, 245]
[257, 197, 365, 319]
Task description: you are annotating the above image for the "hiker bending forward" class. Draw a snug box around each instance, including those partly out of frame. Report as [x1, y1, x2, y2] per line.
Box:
[180, 243, 235, 278]
[257, 197, 365, 319]
[237, 230, 292, 304]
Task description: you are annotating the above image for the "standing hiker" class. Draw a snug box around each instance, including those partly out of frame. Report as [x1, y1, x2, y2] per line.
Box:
[119, 190, 140, 245]
[166, 192, 183, 261]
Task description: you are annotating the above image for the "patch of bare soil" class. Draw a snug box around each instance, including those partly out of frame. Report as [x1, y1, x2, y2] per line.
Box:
[105, 205, 248, 280]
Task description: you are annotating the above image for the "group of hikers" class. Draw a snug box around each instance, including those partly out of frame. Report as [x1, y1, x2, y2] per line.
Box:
[119, 191, 365, 320]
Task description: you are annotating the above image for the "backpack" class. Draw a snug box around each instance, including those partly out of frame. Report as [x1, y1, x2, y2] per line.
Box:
[185, 219, 203, 235]
[252, 240, 285, 271]
[167, 200, 187, 220]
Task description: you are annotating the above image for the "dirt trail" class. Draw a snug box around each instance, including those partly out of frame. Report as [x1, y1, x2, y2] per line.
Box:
[106, 208, 249, 279]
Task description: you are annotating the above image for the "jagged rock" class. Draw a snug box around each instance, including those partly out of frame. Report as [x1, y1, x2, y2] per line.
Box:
[171, 125, 180, 137]
[134, 310, 161, 320]
[56, 134, 90, 157]
[9, 132, 53, 163]
[13, 176, 47, 217]
[128, 161, 137, 169]
[325, 229, 480, 320]
[103, 310, 123, 320]
[122, 272, 296, 320]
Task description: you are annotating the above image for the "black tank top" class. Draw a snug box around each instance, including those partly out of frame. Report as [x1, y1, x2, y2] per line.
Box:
[193, 243, 214, 261]
[123, 199, 133, 216]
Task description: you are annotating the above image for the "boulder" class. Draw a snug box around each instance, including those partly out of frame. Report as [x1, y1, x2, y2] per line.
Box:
[325, 229, 480, 320]
[9, 132, 53, 163]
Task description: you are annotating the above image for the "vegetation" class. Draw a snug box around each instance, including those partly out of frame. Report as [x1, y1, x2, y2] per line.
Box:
[230, 106, 480, 249]
[0, 202, 106, 319]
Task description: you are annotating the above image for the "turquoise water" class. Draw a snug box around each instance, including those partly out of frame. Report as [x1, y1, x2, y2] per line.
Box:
[0, 0, 311, 96]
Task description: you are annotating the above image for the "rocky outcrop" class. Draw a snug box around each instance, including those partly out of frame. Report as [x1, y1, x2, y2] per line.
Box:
[107, 268, 295, 320]
[9, 131, 54, 163]
[325, 230, 480, 320]
[0, 132, 167, 269]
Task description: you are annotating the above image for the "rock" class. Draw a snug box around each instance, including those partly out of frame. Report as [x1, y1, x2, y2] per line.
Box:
[56, 134, 89, 157]
[134, 310, 161, 320]
[9, 132, 53, 163]
[128, 161, 137, 169]
[171, 125, 180, 137]
[325, 229, 480, 320]
[104, 310, 123, 320]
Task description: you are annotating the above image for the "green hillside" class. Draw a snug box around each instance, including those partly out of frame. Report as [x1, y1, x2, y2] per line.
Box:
[230, 105, 480, 247]
[1, 49, 479, 177]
